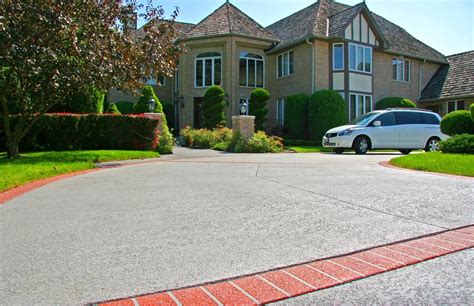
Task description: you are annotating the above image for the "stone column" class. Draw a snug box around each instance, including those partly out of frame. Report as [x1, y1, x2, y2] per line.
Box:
[232, 115, 255, 139]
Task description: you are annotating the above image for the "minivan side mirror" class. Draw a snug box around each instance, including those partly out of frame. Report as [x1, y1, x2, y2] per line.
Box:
[373, 121, 381, 127]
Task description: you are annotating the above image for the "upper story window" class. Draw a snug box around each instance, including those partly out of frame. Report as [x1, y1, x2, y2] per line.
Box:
[349, 43, 372, 73]
[240, 52, 264, 88]
[195, 52, 222, 88]
[392, 58, 410, 82]
[277, 51, 294, 78]
[333, 43, 344, 71]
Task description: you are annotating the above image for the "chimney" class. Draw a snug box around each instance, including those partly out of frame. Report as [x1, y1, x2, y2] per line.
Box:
[124, 11, 138, 32]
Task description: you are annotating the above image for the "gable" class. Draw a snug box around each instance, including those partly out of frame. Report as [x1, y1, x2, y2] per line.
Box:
[344, 13, 379, 46]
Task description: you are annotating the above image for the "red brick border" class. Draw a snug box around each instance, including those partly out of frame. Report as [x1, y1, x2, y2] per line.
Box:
[94, 225, 473, 306]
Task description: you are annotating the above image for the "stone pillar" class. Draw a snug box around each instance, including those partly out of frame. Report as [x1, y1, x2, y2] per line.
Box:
[232, 115, 255, 139]
[144, 113, 165, 133]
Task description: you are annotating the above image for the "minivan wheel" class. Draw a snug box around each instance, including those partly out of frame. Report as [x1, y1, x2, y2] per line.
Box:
[425, 137, 440, 152]
[400, 149, 412, 155]
[333, 148, 344, 154]
[353, 136, 369, 155]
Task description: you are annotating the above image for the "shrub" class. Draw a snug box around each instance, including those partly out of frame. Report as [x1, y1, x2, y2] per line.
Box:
[105, 103, 121, 115]
[250, 88, 270, 131]
[375, 97, 416, 110]
[115, 101, 135, 114]
[49, 86, 106, 114]
[284, 94, 308, 139]
[0, 114, 161, 152]
[212, 142, 228, 151]
[307, 90, 347, 141]
[180, 127, 232, 149]
[162, 102, 175, 131]
[440, 134, 474, 154]
[440, 110, 474, 135]
[132, 85, 163, 114]
[471, 103, 474, 122]
[233, 131, 283, 153]
[202, 86, 226, 129]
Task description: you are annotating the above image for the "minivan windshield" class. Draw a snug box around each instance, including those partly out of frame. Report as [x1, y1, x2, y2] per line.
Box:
[349, 112, 380, 125]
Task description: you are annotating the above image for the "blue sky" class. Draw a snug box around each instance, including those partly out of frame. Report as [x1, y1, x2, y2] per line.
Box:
[138, 0, 473, 56]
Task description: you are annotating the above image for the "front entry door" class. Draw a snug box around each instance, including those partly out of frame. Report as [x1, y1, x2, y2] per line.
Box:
[193, 97, 204, 129]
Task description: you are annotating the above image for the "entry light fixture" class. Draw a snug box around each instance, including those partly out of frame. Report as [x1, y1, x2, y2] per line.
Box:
[148, 98, 156, 113]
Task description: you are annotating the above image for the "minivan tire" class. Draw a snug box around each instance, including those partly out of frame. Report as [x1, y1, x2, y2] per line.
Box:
[353, 136, 370, 155]
[425, 137, 440, 152]
[333, 148, 344, 154]
[400, 149, 412, 155]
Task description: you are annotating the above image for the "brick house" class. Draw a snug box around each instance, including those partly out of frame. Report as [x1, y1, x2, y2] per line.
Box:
[109, 0, 473, 132]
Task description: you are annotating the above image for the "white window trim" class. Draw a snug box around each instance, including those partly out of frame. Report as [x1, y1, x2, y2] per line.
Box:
[277, 98, 286, 126]
[277, 50, 294, 79]
[349, 43, 372, 74]
[194, 54, 222, 88]
[240, 53, 265, 88]
[332, 43, 344, 71]
[447, 100, 464, 112]
[349, 93, 373, 120]
[392, 57, 410, 83]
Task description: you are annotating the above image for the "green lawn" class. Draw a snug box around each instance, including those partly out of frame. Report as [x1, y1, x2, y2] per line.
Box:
[0, 150, 160, 192]
[390, 152, 474, 177]
[287, 146, 332, 153]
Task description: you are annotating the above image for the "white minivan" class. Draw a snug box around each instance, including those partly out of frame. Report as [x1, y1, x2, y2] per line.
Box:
[322, 109, 448, 154]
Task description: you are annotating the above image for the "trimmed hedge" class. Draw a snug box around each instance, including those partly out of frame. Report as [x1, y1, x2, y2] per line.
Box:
[49, 86, 105, 114]
[202, 86, 226, 129]
[105, 103, 121, 115]
[250, 88, 270, 131]
[440, 110, 474, 136]
[375, 97, 416, 110]
[471, 103, 474, 122]
[284, 94, 308, 139]
[0, 114, 161, 152]
[308, 90, 347, 141]
[440, 134, 474, 154]
[115, 101, 135, 115]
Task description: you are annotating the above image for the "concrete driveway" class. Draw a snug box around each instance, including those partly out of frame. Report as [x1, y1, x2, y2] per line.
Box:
[1, 148, 473, 304]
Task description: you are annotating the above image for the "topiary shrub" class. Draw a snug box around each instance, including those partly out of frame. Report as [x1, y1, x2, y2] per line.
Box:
[115, 101, 135, 115]
[440, 134, 474, 154]
[132, 85, 163, 114]
[470, 103, 474, 122]
[250, 88, 270, 131]
[162, 102, 175, 131]
[105, 103, 121, 115]
[375, 97, 416, 110]
[284, 94, 308, 139]
[201, 86, 226, 129]
[440, 110, 474, 136]
[49, 86, 106, 114]
[307, 89, 347, 141]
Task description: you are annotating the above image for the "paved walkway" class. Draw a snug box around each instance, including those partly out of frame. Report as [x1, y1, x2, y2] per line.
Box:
[1, 148, 473, 304]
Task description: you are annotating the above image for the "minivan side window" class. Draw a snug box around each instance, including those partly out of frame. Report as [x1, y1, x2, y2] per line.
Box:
[422, 113, 440, 124]
[373, 112, 396, 126]
[395, 112, 424, 125]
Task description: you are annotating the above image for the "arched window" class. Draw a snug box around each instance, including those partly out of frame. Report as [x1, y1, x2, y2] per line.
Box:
[239, 52, 264, 88]
[195, 52, 222, 87]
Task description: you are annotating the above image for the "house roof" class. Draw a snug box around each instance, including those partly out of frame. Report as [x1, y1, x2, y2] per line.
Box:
[266, 0, 447, 63]
[183, 1, 279, 41]
[419, 50, 474, 102]
[137, 20, 195, 40]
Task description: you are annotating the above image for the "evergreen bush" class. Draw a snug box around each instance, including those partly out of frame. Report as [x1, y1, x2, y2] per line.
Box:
[307, 90, 347, 141]
[201, 86, 226, 129]
[250, 88, 270, 131]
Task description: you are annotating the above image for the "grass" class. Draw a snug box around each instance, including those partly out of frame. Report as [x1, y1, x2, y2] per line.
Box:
[287, 146, 332, 153]
[0, 150, 160, 192]
[391, 152, 474, 177]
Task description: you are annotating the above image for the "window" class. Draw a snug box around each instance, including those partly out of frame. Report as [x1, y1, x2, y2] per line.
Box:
[447, 100, 465, 113]
[392, 58, 410, 82]
[277, 51, 294, 78]
[422, 113, 440, 124]
[375, 112, 396, 126]
[349, 43, 372, 73]
[195, 52, 222, 87]
[349, 94, 373, 120]
[394, 112, 424, 125]
[240, 52, 264, 87]
[333, 44, 344, 70]
[277, 98, 286, 126]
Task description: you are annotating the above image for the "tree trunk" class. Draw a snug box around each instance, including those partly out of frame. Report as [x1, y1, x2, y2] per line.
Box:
[7, 139, 19, 158]
[1, 94, 19, 158]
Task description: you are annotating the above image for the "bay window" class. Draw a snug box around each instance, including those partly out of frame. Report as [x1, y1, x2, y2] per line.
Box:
[240, 52, 264, 87]
[195, 52, 222, 87]
[349, 43, 372, 73]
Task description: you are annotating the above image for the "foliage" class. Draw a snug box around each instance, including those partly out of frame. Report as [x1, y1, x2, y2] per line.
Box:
[132, 85, 163, 114]
[391, 152, 474, 177]
[283, 139, 322, 146]
[249, 88, 270, 131]
[156, 128, 174, 155]
[0, 150, 159, 192]
[440, 134, 474, 154]
[471, 103, 474, 122]
[115, 101, 135, 115]
[0, 114, 161, 152]
[440, 110, 474, 135]
[105, 103, 121, 115]
[212, 142, 228, 151]
[233, 131, 284, 153]
[288, 146, 332, 153]
[0, 0, 181, 157]
[201, 86, 226, 129]
[307, 90, 347, 141]
[180, 127, 232, 149]
[375, 97, 416, 110]
[284, 94, 308, 139]
[162, 102, 175, 131]
[68, 87, 105, 114]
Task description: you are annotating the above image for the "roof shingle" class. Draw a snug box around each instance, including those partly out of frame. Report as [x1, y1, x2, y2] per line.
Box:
[420, 51, 474, 101]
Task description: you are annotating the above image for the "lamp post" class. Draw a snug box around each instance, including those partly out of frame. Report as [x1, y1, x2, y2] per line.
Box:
[239, 100, 248, 115]
[148, 98, 156, 113]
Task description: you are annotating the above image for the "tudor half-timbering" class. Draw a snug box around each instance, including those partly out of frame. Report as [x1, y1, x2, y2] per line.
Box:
[109, 0, 473, 132]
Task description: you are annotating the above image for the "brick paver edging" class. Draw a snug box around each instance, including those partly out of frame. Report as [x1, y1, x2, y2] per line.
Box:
[93, 225, 474, 306]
